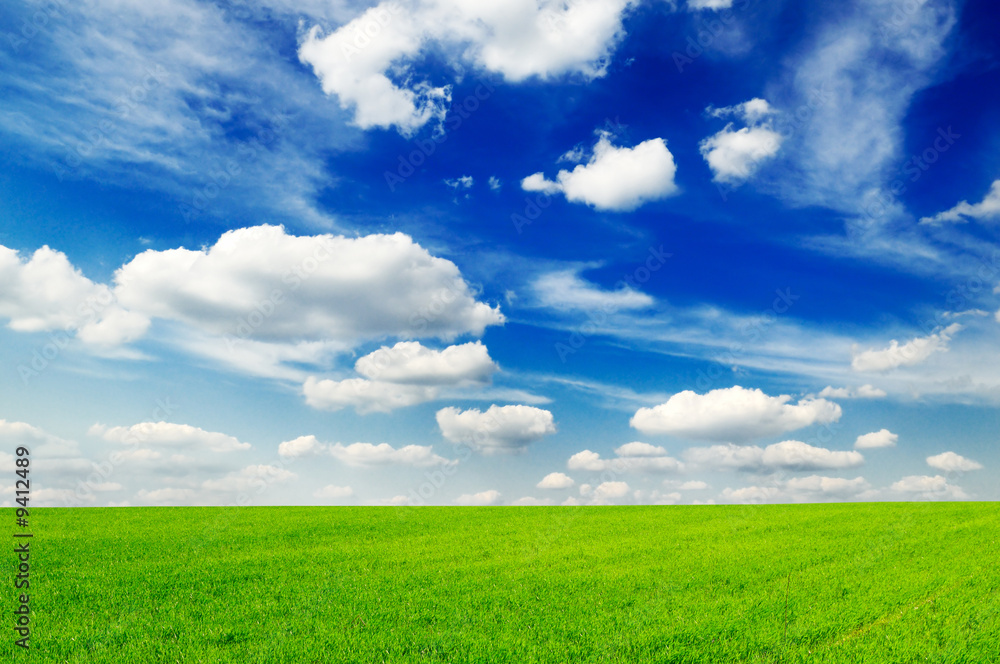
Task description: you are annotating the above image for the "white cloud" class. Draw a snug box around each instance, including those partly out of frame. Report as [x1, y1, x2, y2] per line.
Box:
[851, 324, 961, 372]
[700, 99, 782, 183]
[688, 0, 734, 10]
[786, 475, 870, 495]
[537, 472, 575, 489]
[303, 378, 435, 414]
[684, 441, 862, 471]
[277, 435, 326, 458]
[436, 404, 556, 454]
[720, 485, 783, 504]
[818, 384, 886, 399]
[854, 429, 898, 450]
[521, 132, 678, 211]
[590, 481, 630, 504]
[135, 487, 197, 506]
[355, 341, 497, 385]
[615, 442, 668, 457]
[115, 225, 503, 346]
[926, 451, 983, 473]
[920, 180, 1000, 225]
[567, 449, 683, 474]
[0, 245, 148, 345]
[96, 422, 250, 453]
[201, 464, 296, 493]
[630, 386, 841, 442]
[532, 269, 654, 312]
[328, 442, 453, 468]
[677, 480, 710, 490]
[765, 0, 956, 213]
[762, 440, 863, 471]
[511, 496, 553, 506]
[313, 484, 354, 500]
[444, 176, 474, 189]
[299, 0, 637, 134]
[488, 176, 502, 191]
[454, 489, 502, 506]
[891, 475, 968, 500]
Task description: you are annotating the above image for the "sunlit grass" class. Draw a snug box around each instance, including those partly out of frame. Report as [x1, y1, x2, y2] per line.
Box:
[6, 503, 998, 662]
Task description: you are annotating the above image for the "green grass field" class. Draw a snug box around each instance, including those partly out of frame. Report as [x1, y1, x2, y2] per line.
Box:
[5, 503, 999, 663]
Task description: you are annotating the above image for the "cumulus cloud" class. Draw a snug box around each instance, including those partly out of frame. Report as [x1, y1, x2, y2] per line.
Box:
[532, 269, 653, 311]
[567, 449, 683, 473]
[313, 485, 354, 500]
[615, 442, 668, 457]
[436, 405, 556, 454]
[277, 435, 326, 458]
[537, 472, 575, 489]
[851, 324, 961, 372]
[0, 244, 149, 345]
[521, 132, 678, 211]
[630, 386, 841, 442]
[854, 429, 898, 450]
[454, 489, 502, 506]
[700, 98, 782, 182]
[328, 442, 453, 467]
[920, 180, 1000, 225]
[818, 384, 886, 399]
[355, 341, 497, 385]
[684, 441, 863, 472]
[278, 435, 452, 467]
[201, 464, 296, 493]
[589, 481, 630, 504]
[891, 475, 968, 500]
[926, 451, 983, 473]
[299, 0, 637, 134]
[95, 422, 251, 453]
[785, 475, 870, 495]
[302, 377, 438, 414]
[115, 225, 503, 345]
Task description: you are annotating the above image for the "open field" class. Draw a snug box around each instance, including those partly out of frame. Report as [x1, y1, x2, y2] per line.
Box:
[5, 503, 999, 663]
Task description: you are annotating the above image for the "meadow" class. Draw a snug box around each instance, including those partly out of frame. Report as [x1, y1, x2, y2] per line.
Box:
[5, 502, 998, 663]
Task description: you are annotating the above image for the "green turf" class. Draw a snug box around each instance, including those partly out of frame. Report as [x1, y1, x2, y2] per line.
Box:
[4, 503, 999, 662]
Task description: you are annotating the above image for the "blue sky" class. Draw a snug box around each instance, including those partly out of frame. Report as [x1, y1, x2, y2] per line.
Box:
[1, 0, 998, 507]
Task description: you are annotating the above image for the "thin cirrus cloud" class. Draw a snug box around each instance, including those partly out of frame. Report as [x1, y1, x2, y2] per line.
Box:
[818, 385, 887, 399]
[851, 324, 962, 372]
[436, 404, 556, 454]
[521, 131, 678, 211]
[531, 269, 654, 312]
[920, 179, 1000, 225]
[630, 386, 841, 442]
[298, 0, 638, 135]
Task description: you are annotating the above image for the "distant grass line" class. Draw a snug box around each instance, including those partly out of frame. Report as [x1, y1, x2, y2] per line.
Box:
[4, 503, 999, 663]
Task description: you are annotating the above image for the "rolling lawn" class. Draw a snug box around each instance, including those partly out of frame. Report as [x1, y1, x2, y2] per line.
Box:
[6, 503, 999, 662]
